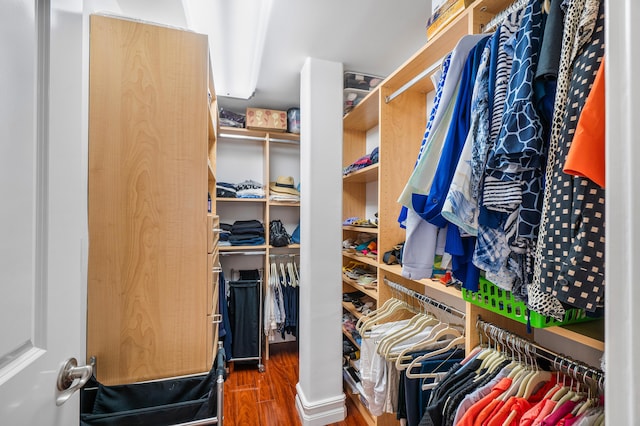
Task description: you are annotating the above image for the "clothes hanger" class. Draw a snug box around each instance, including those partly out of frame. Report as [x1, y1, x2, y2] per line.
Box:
[405, 332, 466, 379]
[499, 336, 532, 401]
[402, 310, 466, 375]
[542, 357, 565, 400]
[357, 298, 408, 335]
[355, 298, 399, 333]
[575, 371, 602, 416]
[377, 311, 439, 357]
[551, 361, 577, 410]
[393, 321, 456, 369]
[519, 344, 552, 400]
[386, 316, 464, 361]
[378, 297, 447, 356]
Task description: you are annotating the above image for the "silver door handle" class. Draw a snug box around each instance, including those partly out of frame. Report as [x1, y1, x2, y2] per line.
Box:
[56, 357, 93, 406]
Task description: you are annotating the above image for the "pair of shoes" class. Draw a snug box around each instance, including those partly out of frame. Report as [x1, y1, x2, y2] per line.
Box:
[342, 217, 359, 226]
[343, 261, 367, 273]
[356, 275, 377, 286]
[352, 218, 377, 228]
[382, 242, 404, 265]
[343, 217, 377, 228]
[343, 290, 366, 302]
[355, 240, 377, 257]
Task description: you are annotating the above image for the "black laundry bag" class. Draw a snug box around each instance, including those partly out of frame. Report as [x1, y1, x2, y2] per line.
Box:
[81, 349, 225, 425]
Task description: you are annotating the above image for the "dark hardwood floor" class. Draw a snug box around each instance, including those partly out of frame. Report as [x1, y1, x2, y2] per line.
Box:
[223, 341, 369, 426]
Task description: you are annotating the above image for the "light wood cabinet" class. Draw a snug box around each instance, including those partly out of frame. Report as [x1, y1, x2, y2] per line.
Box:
[87, 15, 216, 385]
[341, 0, 604, 423]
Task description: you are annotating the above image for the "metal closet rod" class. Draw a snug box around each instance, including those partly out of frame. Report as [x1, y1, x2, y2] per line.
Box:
[219, 132, 299, 145]
[269, 253, 300, 258]
[385, 55, 447, 104]
[219, 250, 266, 256]
[476, 317, 605, 386]
[384, 278, 466, 319]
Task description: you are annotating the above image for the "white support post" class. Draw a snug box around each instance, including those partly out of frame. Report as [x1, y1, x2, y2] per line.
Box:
[605, 0, 640, 423]
[295, 57, 346, 425]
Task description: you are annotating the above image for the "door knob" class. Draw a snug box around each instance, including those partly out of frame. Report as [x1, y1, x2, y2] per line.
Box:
[55, 357, 93, 406]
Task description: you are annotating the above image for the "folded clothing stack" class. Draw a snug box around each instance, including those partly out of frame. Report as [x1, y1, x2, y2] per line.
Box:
[269, 176, 300, 202]
[228, 220, 265, 246]
[235, 180, 265, 198]
[343, 146, 379, 176]
[216, 180, 265, 199]
[216, 182, 237, 198]
[218, 223, 233, 246]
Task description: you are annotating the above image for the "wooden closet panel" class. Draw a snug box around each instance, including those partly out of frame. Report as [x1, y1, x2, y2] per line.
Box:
[87, 15, 209, 385]
[378, 86, 425, 256]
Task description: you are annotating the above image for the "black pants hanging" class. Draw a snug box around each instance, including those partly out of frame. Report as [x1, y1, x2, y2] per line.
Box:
[228, 279, 260, 360]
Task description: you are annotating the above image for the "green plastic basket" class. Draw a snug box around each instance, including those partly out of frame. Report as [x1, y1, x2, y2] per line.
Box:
[462, 278, 596, 328]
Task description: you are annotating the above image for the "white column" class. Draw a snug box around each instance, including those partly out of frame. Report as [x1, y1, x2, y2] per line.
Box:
[605, 0, 640, 423]
[295, 57, 345, 425]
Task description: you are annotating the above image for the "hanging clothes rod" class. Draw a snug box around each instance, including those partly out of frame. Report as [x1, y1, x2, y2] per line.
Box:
[385, 55, 446, 104]
[218, 132, 299, 145]
[384, 278, 466, 319]
[218, 132, 266, 142]
[268, 253, 300, 258]
[476, 317, 604, 389]
[268, 137, 299, 145]
[219, 250, 266, 256]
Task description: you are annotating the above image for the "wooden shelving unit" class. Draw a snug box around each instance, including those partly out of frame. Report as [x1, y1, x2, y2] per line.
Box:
[216, 126, 300, 361]
[87, 16, 218, 385]
[340, 0, 605, 423]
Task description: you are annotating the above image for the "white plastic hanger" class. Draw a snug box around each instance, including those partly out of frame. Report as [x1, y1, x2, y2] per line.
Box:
[378, 312, 439, 357]
[405, 330, 466, 379]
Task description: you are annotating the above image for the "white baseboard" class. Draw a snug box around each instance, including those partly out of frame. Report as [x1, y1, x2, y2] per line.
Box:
[295, 383, 346, 426]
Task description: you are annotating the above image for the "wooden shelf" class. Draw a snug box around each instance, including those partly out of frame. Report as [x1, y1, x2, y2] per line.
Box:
[343, 86, 380, 132]
[219, 245, 268, 252]
[343, 163, 379, 183]
[344, 386, 375, 426]
[269, 244, 300, 249]
[540, 319, 605, 351]
[342, 326, 361, 349]
[343, 225, 379, 233]
[378, 263, 464, 299]
[343, 301, 364, 320]
[208, 100, 218, 142]
[217, 197, 267, 203]
[343, 251, 378, 268]
[269, 201, 300, 207]
[343, 275, 378, 300]
[208, 159, 215, 182]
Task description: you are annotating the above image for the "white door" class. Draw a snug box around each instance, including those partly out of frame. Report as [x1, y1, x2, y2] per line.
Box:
[0, 0, 87, 424]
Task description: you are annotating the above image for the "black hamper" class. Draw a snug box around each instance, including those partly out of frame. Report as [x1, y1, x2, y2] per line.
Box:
[81, 346, 226, 426]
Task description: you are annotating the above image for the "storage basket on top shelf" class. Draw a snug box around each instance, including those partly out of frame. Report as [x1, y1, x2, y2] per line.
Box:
[462, 278, 600, 328]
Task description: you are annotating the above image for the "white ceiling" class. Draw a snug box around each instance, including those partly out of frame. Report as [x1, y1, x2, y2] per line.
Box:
[212, 0, 433, 113]
[114, 0, 433, 114]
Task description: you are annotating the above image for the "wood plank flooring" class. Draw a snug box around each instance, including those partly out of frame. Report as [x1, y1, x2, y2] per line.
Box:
[223, 341, 369, 426]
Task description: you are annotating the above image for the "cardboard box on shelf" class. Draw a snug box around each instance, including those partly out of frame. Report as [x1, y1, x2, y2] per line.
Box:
[246, 108, 287, 132]
[426, 0, 472, 40]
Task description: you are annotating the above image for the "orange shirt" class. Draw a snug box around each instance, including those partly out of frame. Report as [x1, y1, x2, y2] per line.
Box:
[563, 60, 605, 187]
[456, 377, 512, 426]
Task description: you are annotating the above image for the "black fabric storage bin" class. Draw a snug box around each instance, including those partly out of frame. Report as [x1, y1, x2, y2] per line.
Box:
[228, 279, 260, 360]
[80, 361, 219, 425]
